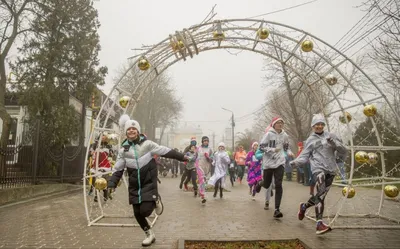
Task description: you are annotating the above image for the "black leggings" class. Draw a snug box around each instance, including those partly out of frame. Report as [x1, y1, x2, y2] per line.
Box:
[132, 201, 156, 231]
[214, 178, 223, 196]
[184, 169, 198, 190]
[263, 165, 284, 210]
[303, 172, 335, 220]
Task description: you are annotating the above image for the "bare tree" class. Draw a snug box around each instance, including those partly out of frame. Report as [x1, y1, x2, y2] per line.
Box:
[364, 0, 400, 127]
[0, 0, 34, 146]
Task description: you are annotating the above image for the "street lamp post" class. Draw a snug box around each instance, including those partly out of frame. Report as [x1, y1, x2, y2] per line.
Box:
[221, 107, 235, 152]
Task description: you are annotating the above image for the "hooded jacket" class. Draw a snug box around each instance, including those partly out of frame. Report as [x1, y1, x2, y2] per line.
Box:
[108, 135, 185, 204]
[292, 131, 347, 175]
[259, 128, 291, 169]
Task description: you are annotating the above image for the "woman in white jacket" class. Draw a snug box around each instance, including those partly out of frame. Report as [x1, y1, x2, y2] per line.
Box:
[208, 142, 230, 198]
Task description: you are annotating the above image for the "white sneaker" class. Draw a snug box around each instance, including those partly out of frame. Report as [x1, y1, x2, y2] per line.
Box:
[142, 229, 156, 246]
[155, 195, 163, 215]
[252, 196, 256, 201]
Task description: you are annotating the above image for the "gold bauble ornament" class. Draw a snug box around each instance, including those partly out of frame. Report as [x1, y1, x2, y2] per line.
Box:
[138, 58, 150, 71]
[363, 105, 377, 117]
[257, 28, 270, 40]
[325, 74, 338, 86]
[384, 185, 399, 198]
[339, 112, 352, 124]
[171, 40, 185, 51]
[107, 133, 119, 146]
[119, 96, 130, 108]
[95, 177, 107, 190]
[342, 186, 356, 198]
[213, 31, 225, 40]
[355, 151, 369, 164]
[301, 40, 313, 52]
[367, 152, 379, 165]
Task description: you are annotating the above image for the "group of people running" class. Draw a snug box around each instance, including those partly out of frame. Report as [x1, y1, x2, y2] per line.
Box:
[89, 113, 347, 247]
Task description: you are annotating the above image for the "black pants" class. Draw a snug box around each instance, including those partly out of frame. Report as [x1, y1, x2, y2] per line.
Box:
[214, 178, 223, 197]
[184, 169, 198, 190]
[303, 172, 335, 220]
[263, 165, 284, 210]
[172, 163, 179, 175]
[179, 168, 189, 188]
[229, 168, 235, 186]
[133, 201, 156, 231]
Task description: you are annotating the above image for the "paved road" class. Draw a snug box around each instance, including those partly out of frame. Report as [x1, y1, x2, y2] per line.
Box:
[0, 175, 399, 249]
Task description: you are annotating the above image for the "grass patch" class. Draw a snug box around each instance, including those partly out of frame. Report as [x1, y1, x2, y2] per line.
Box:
[184, 239, 309, 249]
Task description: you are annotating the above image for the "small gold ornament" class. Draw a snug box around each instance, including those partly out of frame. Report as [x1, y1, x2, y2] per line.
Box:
[107, 133, 119, 146]
[138, 58, 150, 71]
[342, 186, 356, 198]
[171, 40, 185, 51]
[363, 105, 377, 117]
[213, 31, 225, 40]
[384, 185, 399, 198]
[119, 96, 130, 108]
[301, 40, 313, 52]
[257, 28, 269, 40]
[325, 74, 338, 86]
[355, 151, 369, 164]
[339, 111, 352, 124]
[95, 177, 107, 190]
[367, 152, 379, 165]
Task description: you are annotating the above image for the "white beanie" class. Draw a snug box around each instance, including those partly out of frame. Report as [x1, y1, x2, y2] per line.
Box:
[218, 142, 226, 148]
[124, 119, 141, 133]
[311, 113, 326, 127]
[119, 114, 141, 133]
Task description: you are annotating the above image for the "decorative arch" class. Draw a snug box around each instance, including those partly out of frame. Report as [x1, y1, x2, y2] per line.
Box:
[83, 19, 400, 229]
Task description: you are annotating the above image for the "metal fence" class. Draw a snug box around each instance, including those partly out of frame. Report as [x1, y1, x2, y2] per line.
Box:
[0, 138, 85, 189]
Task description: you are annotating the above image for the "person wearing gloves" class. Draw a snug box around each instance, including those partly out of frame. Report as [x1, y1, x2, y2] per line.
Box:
[107, 115, 189, 247]
[291, 113, 348, 235]
[195, 136, 213, 203]
[208, 142, 230, 199]
[179, 137, 197, 190]
[246, 142, 263, 200]
[255, 117, 293, 218]
[183, 145, 198, 196]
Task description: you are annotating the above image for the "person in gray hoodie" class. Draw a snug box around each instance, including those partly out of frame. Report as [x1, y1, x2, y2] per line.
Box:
[291, 114, 348, 235]
[256, 117, 293, 218]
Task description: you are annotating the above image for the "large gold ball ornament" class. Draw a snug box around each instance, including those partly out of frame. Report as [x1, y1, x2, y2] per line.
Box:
[95, 177, 107, 190]
[384, 185, 399, 198]
[213, 31, 225, 40]
[325, 74, 338, 86]
[301, 40, 313, 52]
[119, 96, 130, 108]
[138, 58, 150, 71]
[367, 152, 379, 165]
[342, 186, 356, 198]
[257, 28, 270, 40]
[363, 105, 377, 117]
[339, 112, 352, 124]
[171, 40, 185, 51]
[355, 151, 369, 164]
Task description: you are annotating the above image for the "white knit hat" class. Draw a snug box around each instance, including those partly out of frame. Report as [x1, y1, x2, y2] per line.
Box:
[119, 114, 141, 133]
[311, 113, 326, 127]
[218, 142, 226, 148]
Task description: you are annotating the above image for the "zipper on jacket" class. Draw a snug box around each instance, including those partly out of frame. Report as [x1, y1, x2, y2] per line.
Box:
[133, 145, 142, 203]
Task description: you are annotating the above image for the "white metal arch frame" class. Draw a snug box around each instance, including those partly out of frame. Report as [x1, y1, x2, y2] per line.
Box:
[83, 18, 400, 229]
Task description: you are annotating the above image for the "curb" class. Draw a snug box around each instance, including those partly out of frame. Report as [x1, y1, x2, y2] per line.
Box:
[178, 239, 312, 249]
[0, 187, 81, 209]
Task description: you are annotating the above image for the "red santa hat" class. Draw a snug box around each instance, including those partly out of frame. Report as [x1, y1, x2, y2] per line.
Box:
[265, 117, 284, 133]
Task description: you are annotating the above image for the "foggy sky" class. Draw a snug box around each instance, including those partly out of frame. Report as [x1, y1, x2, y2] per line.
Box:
[93, 0, 365, 141]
